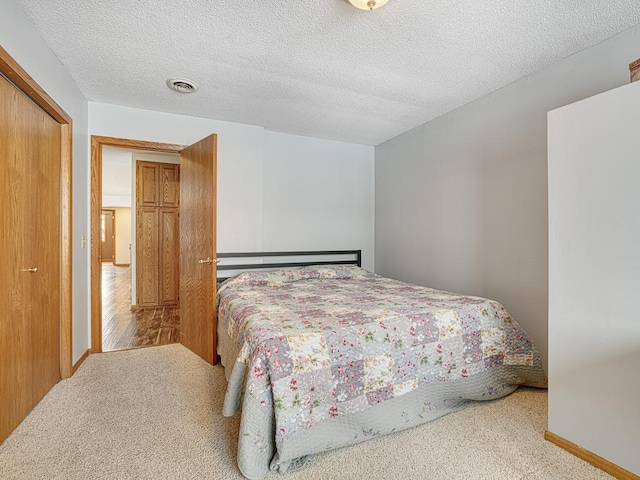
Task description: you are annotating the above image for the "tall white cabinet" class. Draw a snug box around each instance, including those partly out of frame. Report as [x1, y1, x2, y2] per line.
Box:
[548, 80, 640, 476]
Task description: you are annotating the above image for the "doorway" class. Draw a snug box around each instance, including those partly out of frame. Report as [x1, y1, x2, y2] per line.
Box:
[100, 146, 180, 352]
[101, 209, 115, 263]
[90, 135, 219, 364]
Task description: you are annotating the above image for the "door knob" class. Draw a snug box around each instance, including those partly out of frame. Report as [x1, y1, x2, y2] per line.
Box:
[198, 257, 220, 265]
[20, 267, 38, 273]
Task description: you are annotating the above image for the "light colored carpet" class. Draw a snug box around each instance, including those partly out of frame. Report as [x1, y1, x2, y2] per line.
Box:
[0, 344, 612, 480]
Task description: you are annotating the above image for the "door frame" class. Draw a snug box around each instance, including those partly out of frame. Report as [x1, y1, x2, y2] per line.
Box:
[90, 136, 186, 353]
[100, 208, 116, 264]
[0, 47, 73, 379]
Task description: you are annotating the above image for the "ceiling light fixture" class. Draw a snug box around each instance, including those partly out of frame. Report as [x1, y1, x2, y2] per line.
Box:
[166, 78, 198, 94]
[348, 0, 389, 10]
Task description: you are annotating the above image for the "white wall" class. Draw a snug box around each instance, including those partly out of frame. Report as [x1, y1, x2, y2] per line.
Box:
[89, 102, 375, 282]
[89, 102, 266, 253]
[102, 146, 133, 207]
[102, 196, 131, 208]
[375, 24, 640, 369]
[263, 131, 374, 270]
[1, 0, 90, 364]
[548, 81, 640, 475]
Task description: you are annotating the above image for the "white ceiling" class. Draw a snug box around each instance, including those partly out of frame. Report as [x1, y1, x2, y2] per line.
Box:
[17, 0, 640, 146]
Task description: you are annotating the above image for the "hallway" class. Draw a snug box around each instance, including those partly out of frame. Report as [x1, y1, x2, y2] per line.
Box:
[102, 264, 180, 351]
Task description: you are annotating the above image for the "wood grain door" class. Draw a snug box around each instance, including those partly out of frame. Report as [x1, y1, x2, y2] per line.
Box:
[138, 162, 159, 207]
[179, 134, 217, 364]
[136, 206, 159, 306]
[101, 210, 115, 262]
[0, 75, 61, 444]
[135, 161, 180, 307]
[160, 209, 179, 305]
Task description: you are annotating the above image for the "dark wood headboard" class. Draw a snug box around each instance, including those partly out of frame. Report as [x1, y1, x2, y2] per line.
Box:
[216, 250, 362, 283]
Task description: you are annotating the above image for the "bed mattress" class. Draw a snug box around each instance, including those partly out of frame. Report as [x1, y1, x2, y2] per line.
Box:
[217, 266, 546, 479]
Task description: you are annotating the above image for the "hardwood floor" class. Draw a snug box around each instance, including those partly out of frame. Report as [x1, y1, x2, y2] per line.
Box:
[102, 264, 180, 352]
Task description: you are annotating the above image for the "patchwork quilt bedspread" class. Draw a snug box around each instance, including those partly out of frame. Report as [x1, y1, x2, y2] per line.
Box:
[218, 266, 546, 478]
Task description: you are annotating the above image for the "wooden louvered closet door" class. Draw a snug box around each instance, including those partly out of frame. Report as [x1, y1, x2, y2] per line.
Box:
[0, 74, 61, 443]
[136, 161, 180, 307]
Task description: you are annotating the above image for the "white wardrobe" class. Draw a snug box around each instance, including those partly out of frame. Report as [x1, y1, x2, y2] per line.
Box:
[548, 80, 640, 475]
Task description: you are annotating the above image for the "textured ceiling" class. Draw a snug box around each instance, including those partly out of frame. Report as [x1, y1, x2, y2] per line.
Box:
[17, 0, 640, 145]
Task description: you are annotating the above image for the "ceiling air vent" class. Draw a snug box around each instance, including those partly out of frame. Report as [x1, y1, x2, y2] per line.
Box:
[166, 78, 198, 94]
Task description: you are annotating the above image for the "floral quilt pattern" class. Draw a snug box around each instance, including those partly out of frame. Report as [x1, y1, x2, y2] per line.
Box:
[218, 266, 545, 444]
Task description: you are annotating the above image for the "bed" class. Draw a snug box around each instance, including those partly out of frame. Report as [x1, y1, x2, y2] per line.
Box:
[216, 251, 547, 479]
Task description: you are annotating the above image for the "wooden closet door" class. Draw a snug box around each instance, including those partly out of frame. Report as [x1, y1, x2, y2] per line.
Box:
[159, 163, 179, 304]
[160, 164, 179, 207]
[0, 75, 61, 444]
[137, 207, 159, 306]
[138, 162, 159, 206]
[136, 161, 179, 307]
